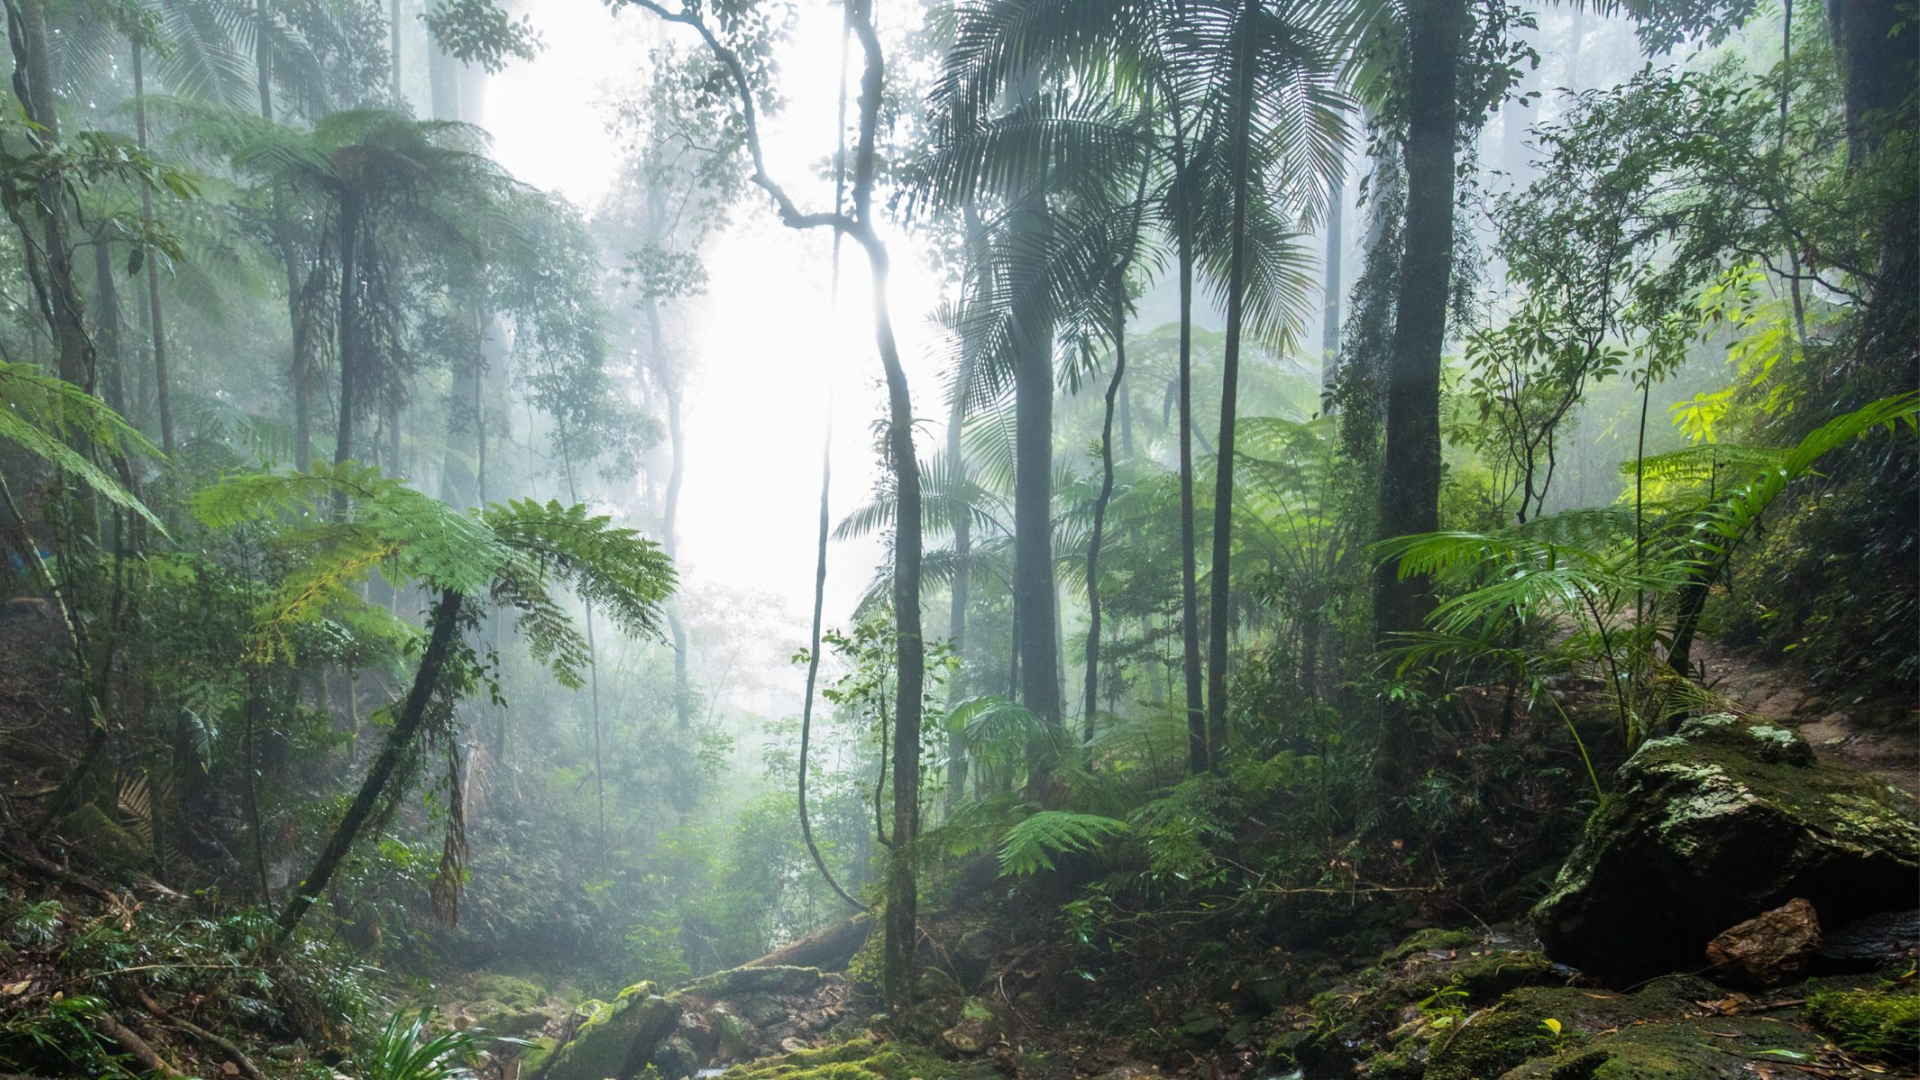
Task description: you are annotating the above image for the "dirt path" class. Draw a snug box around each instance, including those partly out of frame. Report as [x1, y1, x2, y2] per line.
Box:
[1694, 638, 1919, 796]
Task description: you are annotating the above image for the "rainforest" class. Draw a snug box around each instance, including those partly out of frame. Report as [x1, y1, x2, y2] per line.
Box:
[0, 0, 1914, 1078]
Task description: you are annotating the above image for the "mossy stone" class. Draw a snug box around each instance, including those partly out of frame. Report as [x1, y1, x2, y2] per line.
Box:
[1533, 714, 1919, 982]
[721, 1036, 975, 1080]
[60, 803, 148, 875]
[1381, 928, 1481, 964]
[542, 994, 676, 1080]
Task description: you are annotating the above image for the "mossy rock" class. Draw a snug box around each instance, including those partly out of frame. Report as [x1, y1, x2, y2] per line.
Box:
[1381, 928, 1482, 965]
[1533, 714, 1919, 982]
[453, 973, 556, 1037]
[1436, 976, 1836, 1080]
[1293, 928, 1562, 1076]
[59, 803, 148, 876]
[722, 1036, 980, 1080]
[541, 993, 678, 1080]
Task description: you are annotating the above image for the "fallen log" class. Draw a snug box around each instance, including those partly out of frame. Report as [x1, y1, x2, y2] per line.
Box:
[743, 915, 870, 971]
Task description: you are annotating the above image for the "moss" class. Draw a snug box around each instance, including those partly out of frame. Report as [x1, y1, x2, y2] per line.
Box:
[1807, 987, 1920, 1060]
[724, 1037, 976, 1080]
[60, 803, 148, 875]
[542, 994, 675, 1080]
[1381, 928, 1481, 964]
[1424, 1005, 1554, 1080]
[1459, 978, 1839, 1080]
[468, 973, 548, 1010]
[1446, 951, 1557, 1000]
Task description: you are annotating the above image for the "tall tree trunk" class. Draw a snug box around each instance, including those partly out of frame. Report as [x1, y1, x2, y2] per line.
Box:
[835, 4, 923, 1009]
[132, 41, 171, 453]
[1827, 0, 1917, 371]
[1084, 281, 1128, 744]
[1010, 197, 1061, 797]
[661, 379, 691, 726]
[1174, 160, 1207, 775]
[277, 590, 465, 938]
[93, 240, 125, 414]
[8, 0, 96, 393]
[334, 198, 364, 468]
[389, 0, 402, 103]
[1321, 162, 1345, 395]
[1373, 0, 1463, 778]
[1205, 0, 1259, 766]
[255, 6, 321, 468]
[945, 207, 979, 807]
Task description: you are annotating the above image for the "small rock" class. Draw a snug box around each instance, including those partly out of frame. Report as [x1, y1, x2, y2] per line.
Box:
[1098, 1064, 1164, 1080]
[1706, 897, 1822, 987]
[941, 997, 1004, 1053]
[780, 1036, 810, 1052]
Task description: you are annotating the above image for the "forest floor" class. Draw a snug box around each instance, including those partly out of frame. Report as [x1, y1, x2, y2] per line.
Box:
[1694, 638, 1919, 796]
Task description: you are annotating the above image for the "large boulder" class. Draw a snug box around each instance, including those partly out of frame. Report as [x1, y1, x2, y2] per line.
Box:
[1533, 714, 1918, 982]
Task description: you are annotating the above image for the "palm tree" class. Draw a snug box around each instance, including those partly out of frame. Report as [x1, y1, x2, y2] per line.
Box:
[929, 0, 1346, 770]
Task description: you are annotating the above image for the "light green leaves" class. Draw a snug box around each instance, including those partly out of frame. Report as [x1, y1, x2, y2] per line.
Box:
[0, 362, 164, 531]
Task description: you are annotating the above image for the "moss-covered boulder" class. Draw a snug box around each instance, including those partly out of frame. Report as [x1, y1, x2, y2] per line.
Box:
[1533, 714, 1919, 982]
[1433, 975, 1839, 1080]
[538, 967, 846, 1080]
[541, 989, 679, 1080]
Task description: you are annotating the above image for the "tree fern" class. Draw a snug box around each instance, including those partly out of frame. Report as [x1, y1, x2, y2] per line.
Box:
[193, 465, 674, 680]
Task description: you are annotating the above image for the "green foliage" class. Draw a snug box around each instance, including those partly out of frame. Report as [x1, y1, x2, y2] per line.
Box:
[423, 0, 543, 73]
[1806, 987, 1920, 1062]
[192, 464, 673, 682]
[0, 361, 164, 529]
[1379, 391, 1919, 751]
[359, 1007, 491, 1080]
[996, 810, 1130, 876]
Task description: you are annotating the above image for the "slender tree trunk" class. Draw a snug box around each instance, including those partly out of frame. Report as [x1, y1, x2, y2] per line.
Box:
[389, 0, 402, 103]
[798, 419, 863, 909]
[1321, 163, 1345, 396]
[1085, 283, 1128, 744]
[1373, 0, 1464, 780]
[334, 198, 364, 468]
[131, 41, 171, 452]
[1205, 1, 1259, 766]
[945, 215, 978, 806]
[278, 590, 465, 938]
[662, 379, 691, 726]
[92, 240, 124, 413]
[1010, 199, 1061, 796]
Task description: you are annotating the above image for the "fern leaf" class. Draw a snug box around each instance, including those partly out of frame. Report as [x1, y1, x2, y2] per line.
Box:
[997, 810, 1129, 877]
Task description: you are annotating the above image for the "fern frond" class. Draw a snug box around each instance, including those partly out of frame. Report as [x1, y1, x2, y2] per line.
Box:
[997, 810, 1129, 876]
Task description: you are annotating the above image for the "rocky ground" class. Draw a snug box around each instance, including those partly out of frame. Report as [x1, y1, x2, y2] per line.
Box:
[440, 704, 1918, 1080]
